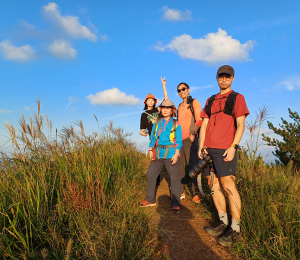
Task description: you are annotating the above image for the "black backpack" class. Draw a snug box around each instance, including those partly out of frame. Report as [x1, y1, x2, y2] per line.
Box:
[205, 92, 239, 128]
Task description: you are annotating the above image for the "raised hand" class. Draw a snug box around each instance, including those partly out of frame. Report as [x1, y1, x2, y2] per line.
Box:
[160, 76, 168, 100]
[161, 76, 166, 88]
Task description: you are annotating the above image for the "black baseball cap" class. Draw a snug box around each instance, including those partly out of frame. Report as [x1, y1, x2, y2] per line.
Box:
[217, 65, 234, 76]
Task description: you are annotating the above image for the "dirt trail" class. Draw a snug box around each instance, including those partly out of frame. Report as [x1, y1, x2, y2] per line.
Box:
[144, 172, 238, 260]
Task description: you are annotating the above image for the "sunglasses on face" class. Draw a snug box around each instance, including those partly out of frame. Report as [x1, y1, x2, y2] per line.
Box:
[177, 87, 187, 93]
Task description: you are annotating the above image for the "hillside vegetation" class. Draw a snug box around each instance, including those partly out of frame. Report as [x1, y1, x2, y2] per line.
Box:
[0, 101, 299, 259]
[0, 100, 160, 259]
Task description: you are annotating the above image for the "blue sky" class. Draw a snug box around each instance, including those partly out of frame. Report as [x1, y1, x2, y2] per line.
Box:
[0, 1, 300, 160]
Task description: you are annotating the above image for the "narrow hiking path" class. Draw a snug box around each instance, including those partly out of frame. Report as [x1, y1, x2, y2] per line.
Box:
[143, 171, 238, 260]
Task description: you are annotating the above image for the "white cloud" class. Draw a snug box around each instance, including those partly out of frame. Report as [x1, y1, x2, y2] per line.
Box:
[0, 40, 36, 62]
[153, 41, 165, 51]
[24, 106, 30, 111]
[162, 6, 192, 21]
[0, 110, 13, 114]
[19, 21, 40, 39]
[100, 34, 109, 42]
[48, 40, 77, 59]
[232, 13, 300, 33]
[43, 2, 97, 42]
[154, 28, 254, 63]
[190, 85, 214, 92]
[23, 21, 35, 31]
[69, 96, 78, 101]
[87, 88, 140, 106]
[280, 76, 300, 91]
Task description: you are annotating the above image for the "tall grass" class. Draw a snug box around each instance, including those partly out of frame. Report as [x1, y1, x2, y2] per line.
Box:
[0, 99, 160, 259]
[232, 106, 300, 259]
[235, 152, 300, 259]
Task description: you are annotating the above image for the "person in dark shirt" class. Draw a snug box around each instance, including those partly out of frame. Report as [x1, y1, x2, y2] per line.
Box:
[140, 77, 169, 137]
[140, 93, 159, 137]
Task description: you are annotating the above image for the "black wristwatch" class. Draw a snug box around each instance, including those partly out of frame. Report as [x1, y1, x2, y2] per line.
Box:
[231, 144, 239, 150]
[192, 131, 197, 135]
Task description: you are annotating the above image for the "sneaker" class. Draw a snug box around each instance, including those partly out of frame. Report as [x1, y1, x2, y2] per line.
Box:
[217, 227, 240, 247]
[192, 195, 201, 204]
[204, 220, 228, 236]
[180, 193, 185, 200]
[172, 206, 180, 213]
[139, 199, 156, 207]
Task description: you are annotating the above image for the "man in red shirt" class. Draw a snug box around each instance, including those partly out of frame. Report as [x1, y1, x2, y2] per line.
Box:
[198, 65, 249, 247]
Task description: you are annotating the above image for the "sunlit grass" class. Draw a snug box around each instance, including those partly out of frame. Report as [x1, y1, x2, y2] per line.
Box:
[0, 99, 160, 259]
[233, 107, 299, 259]
[234, 152, 300, 259]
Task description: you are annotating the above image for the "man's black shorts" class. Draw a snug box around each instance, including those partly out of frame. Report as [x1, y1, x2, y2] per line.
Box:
[203, 148, 237, 177]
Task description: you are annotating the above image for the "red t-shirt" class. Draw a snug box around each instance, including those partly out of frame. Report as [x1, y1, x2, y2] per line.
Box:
[201, 90, 249, 149]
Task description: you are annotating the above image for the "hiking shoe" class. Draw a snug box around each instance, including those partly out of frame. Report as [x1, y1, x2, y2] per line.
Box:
[204, 220, 228, 236]
[139, 199, 156, 207]
[172, 206, 180, 213]
[192, 195, 201, 204]
[180, 193, 185, 200]
[217, 227, 240, 247]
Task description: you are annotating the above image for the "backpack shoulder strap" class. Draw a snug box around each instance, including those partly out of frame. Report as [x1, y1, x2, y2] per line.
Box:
[177, 102, 183, 118]
[224, 92, 239, 117]
[205, 94, 217, 118]
[153, 118, 160, 136]
[189, 99, 195, 120]
[170, 119, 177, 144]
[171, 119, 176, 132]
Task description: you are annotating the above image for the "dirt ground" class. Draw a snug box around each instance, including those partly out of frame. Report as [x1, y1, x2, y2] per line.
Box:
[143, 171, 238, 260]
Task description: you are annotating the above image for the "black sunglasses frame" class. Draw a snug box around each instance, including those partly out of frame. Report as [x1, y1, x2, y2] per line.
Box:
[177, 87, 187, 93]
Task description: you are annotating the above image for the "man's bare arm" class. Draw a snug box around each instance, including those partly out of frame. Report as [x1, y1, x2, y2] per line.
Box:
[198, 118, 209, 158]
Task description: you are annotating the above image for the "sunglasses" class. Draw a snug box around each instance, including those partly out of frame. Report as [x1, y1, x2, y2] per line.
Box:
[177, 87, 187, 93]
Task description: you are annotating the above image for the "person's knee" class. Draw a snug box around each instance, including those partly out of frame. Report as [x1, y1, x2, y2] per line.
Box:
[220, 176, 237, 195]
[206, 175, 221, 191]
